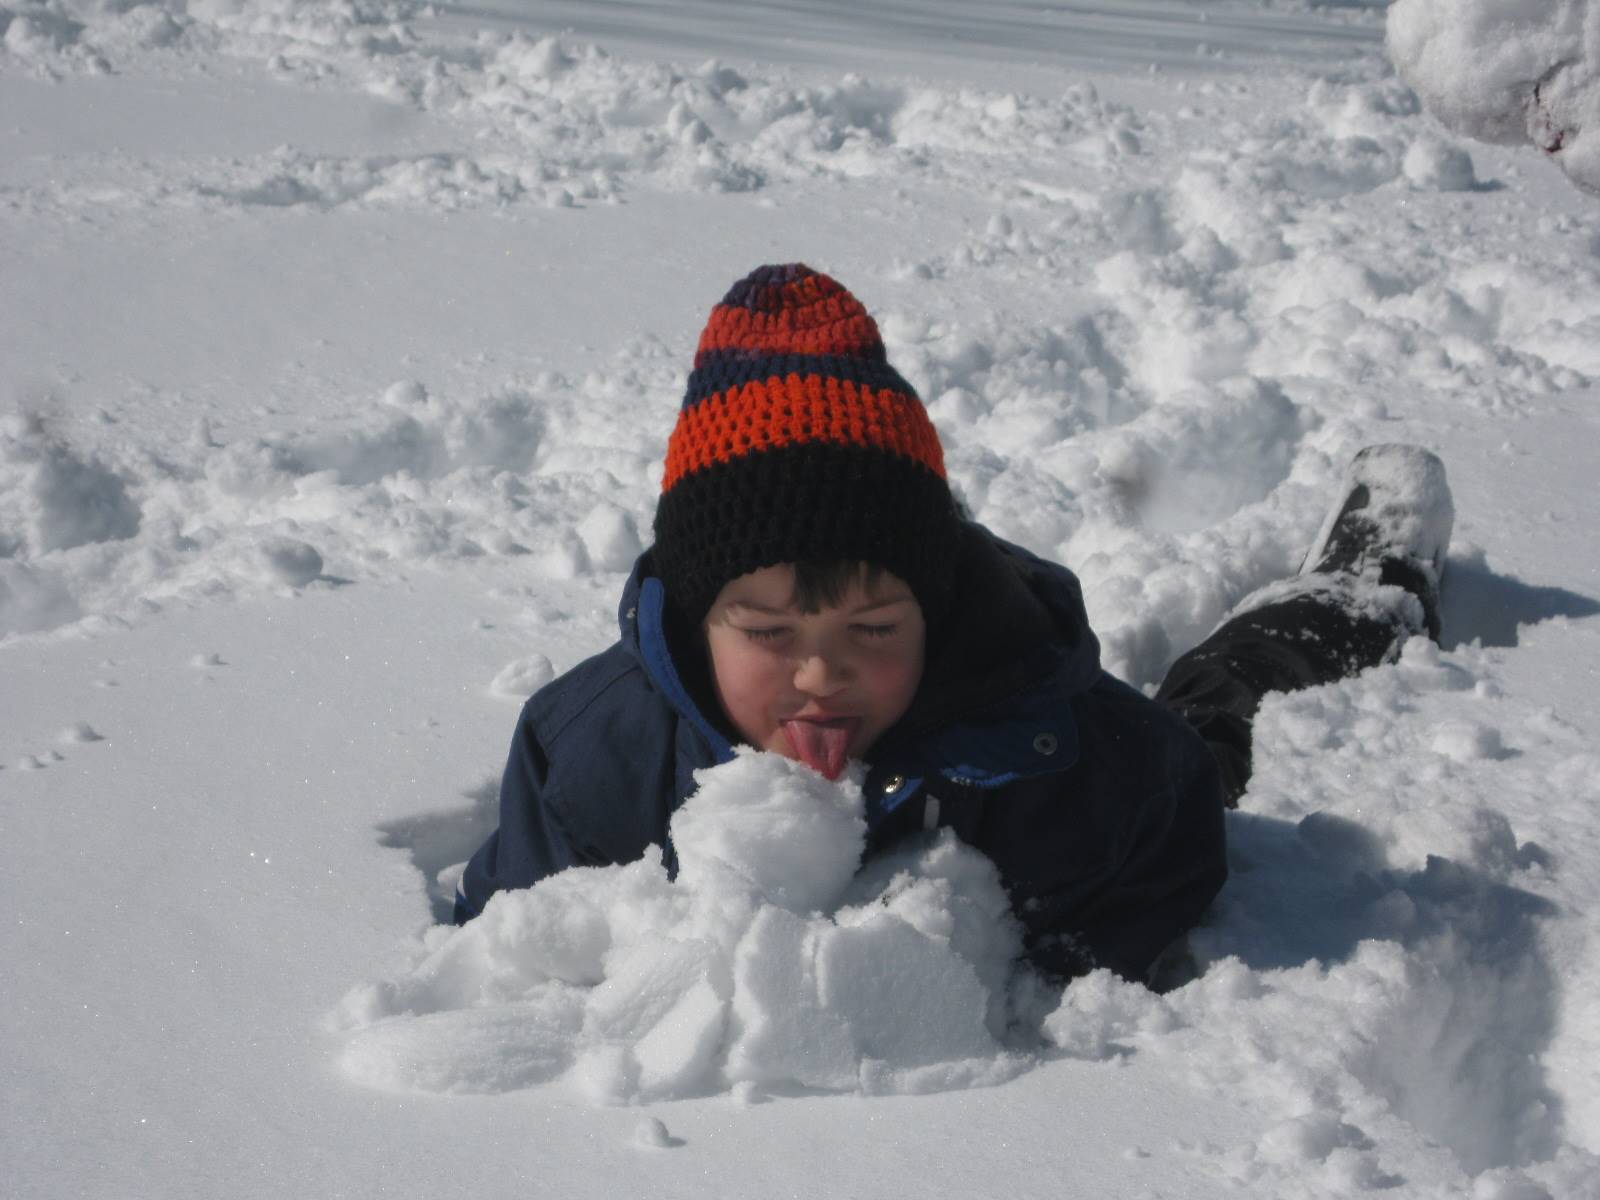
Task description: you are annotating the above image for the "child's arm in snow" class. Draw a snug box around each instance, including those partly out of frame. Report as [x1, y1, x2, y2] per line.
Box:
[453, 708, 586, 923]
[453, 647, 684, 924]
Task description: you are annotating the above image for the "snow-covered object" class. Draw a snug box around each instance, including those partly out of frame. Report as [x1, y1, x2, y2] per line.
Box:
[1303, 444, 1454, 581]
[1388, 0, 1600, 194]
[334, 751, 1027, 1101]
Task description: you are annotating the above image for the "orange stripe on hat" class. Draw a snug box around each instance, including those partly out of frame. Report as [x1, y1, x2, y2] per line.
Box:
[662, 373, 946, 492]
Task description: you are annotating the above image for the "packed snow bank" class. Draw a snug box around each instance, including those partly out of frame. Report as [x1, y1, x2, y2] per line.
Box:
[1389, 0, 1600, 195]
[335, 751, 1032, 1101]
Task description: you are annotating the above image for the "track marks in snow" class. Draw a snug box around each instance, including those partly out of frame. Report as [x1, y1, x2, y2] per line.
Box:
[9, 17, 1599, 688]
[9, 721, 103, 772]
[0, 362, 672, 638]
[1205, 639, 1590, 1179]
[877, 71, 1599, 683]
[376, 777, 499, 925]
[3, 10, 1134, 212]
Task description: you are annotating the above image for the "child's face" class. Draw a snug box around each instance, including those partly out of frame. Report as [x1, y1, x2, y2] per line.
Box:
[702, 564, 926, 780]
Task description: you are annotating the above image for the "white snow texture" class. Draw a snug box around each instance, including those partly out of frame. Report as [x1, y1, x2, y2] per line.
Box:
[336, 751, 1028, 1101]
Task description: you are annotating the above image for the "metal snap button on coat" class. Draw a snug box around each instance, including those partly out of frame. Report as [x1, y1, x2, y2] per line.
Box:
[882, 774, 906, 794]
[1033, 733, 1058, 756]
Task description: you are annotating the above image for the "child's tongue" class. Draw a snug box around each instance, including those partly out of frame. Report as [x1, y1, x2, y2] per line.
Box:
[781, 718, 855, 780]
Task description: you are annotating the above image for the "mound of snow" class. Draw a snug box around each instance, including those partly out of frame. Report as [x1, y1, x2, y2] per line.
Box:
[0, 414, 140, 558]
[1389, 0, 1600, 195]
[333, 750, 1030, 1102]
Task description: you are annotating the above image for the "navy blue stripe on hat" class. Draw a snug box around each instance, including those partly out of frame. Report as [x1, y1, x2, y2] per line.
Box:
[684, 350, 911, 411]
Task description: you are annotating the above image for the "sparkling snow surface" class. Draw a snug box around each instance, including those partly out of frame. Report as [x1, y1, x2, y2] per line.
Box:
[5, 2, 1600, 1198]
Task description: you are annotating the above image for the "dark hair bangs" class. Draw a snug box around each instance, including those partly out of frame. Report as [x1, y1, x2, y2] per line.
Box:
[787, 561, 889, 614]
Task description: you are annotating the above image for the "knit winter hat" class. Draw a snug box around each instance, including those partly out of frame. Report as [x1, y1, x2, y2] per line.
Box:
[653, 263, 959, 626]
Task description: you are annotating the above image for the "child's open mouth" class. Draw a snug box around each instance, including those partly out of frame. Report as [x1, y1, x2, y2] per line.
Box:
[780, 716, 859, 781]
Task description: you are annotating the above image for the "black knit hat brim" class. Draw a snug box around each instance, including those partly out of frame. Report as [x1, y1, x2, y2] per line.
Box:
[653, 441, 958, 626]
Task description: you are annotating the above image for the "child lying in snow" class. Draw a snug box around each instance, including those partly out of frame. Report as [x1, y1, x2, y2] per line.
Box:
[455, 264, 1453, 985]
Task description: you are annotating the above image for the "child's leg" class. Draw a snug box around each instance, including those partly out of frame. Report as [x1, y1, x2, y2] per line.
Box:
[1157, 445, 1453, 806]
[1155, 592, 1412, 805]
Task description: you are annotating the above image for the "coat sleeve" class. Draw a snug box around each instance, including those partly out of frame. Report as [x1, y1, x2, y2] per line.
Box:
[452, 648, 688, 925]
[453, 704, 588, 924]
[1017, 689, 1228, 985]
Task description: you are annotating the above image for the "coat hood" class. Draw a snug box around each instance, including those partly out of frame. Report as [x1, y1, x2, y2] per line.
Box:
[614, 521, 1104, 781]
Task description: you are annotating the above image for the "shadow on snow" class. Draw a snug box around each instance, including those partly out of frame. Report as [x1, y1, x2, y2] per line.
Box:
[1441, 557, 1600, 650]
[376, 778, 499, 924]
[1201, 810, 1561, 1174]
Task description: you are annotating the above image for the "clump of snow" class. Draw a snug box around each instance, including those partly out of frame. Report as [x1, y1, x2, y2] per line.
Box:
[1403, 136, 1481, 191]
[258, 535, 323, 588]
[487, 653, 554, 700]
[669, 751, 867, 915]
[632, 1116, 676, 1149]
[334, 750, 1029, 1101]
[1389, 0, 1600, 195]
[576, 504, 643, 573]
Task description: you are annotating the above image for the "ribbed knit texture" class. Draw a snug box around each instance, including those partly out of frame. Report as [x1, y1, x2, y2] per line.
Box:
[653, 263, 959, 624]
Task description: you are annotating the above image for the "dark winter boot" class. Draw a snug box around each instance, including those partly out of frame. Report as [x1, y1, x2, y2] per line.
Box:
[1300, 444, 1454, 640]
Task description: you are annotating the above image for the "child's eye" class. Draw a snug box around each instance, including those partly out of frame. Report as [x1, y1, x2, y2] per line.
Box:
[853, 623, 898, 639]
[741, 627, 788, 644]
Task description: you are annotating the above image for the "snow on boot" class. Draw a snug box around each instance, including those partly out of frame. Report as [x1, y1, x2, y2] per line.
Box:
[1301, 444, 1454, 640]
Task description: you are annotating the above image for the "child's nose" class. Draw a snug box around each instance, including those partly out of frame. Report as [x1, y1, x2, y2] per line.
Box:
[793, 652, 848, 696]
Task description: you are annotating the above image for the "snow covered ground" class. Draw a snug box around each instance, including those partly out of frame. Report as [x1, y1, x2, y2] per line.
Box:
[5, 1, 1600, 1196]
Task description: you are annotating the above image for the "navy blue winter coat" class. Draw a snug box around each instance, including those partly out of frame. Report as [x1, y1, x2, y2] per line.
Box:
[455, 522, 1227, 984]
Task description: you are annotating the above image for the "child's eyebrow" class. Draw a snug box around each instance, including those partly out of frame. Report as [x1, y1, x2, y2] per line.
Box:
[850, 596, 915, 615]
[726, 600, 793, 616]
[725, 596, 915, 616]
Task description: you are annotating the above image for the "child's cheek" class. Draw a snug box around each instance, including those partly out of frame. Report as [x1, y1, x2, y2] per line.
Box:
[714, 641, 791, 749]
